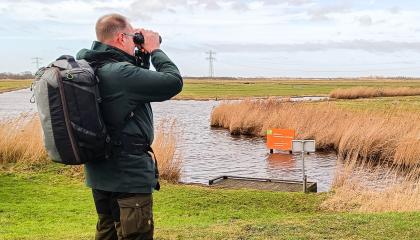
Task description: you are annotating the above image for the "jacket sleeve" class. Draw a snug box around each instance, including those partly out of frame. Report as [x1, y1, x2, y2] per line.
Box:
[118, 49, 183, 102]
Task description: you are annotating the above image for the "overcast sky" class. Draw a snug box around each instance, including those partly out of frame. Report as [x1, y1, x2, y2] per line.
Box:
[1, 0, 420, 77]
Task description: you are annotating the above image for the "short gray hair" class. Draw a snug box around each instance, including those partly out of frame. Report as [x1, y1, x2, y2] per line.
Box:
[95, 13, 129, 42]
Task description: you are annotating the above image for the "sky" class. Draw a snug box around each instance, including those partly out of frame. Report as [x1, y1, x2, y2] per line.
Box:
[1, 0, 420, 77]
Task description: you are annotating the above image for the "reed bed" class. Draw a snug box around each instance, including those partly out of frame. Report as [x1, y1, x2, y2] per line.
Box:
[152, 119, 183, 183]
[0, 114, 183, 182]
[0, 113, 48, 168]
[210, 99, 420, 166]
[322, 158, 420, 212]
[330, 87, 420, 99]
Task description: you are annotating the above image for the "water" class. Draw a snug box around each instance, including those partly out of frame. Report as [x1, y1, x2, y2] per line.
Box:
[0, 89, 337, 191]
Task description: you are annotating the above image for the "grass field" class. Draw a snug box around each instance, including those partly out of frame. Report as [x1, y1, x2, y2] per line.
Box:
[0, 80, 32, 93]
[176, 78, 420, 99]
[333, 95, 420, 112]
[3, 78, 420, 99]
[1, 166, 420, 240]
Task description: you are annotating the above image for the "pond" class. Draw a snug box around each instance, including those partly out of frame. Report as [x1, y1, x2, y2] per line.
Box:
[0, 89, 337, 191]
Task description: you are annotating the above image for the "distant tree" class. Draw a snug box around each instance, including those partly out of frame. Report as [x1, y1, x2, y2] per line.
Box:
[0, 72, 34, 80]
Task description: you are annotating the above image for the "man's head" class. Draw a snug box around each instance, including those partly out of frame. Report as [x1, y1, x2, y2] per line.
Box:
[95, 13, 136, 56]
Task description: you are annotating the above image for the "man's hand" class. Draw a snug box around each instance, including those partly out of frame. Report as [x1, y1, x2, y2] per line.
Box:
[135, 28, 160, 53]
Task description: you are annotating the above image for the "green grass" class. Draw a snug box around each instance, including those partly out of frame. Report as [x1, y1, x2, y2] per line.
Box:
[176, 79, 420, 99]
[2, 78, 420, 100]
[332, 96, 420, 112]
[0, 80, 32, 93]
[1, 166, 419, 239]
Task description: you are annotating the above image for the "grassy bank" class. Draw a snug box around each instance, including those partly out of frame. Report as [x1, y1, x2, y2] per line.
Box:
[1, 167, 420, 240]
[0, 79, 32, 93]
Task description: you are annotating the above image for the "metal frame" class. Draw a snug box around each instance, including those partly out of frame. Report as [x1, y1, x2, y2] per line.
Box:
[208, 175, 317, 192]
[292, 140, 316, 193]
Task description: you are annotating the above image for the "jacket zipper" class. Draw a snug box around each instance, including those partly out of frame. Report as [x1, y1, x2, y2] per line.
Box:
[55, 68, 81, 164]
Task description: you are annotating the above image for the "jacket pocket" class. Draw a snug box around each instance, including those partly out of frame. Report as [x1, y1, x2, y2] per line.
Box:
[117, 195, 153, 237]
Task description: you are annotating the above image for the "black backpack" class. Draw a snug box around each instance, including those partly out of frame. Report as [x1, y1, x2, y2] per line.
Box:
[32, 55, 110, 165]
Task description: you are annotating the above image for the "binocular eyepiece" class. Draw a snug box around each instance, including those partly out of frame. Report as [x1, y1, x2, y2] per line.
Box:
[132, 33, 162, 45]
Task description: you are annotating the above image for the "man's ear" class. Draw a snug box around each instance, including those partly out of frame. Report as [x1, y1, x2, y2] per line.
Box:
[118, 33, 124, 44]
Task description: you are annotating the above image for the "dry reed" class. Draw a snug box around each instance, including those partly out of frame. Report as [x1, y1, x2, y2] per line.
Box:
[210, 99, 420, 166]
[330, 87, 420, 99]
[152, 119, 183, 183]
[322, 158, 420, 212]
[0, 113, 48, 168]
[0, 114, 183, 182]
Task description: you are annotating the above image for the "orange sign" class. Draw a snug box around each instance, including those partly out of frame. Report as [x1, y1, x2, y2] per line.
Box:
[266, 129, 295, 151]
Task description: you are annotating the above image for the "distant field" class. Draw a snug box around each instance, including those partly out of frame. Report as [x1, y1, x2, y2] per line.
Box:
[3, 78, 420, 100]
[332, 95, 420, 112]
[0, 79, 32, 93]
[176, 78, 420, 99]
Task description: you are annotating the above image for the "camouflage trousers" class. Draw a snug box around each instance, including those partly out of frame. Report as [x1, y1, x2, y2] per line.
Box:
[92, 189, 154, 240]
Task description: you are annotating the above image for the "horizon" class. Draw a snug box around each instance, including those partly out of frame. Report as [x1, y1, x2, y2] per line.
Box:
[1, 0, 420, 78]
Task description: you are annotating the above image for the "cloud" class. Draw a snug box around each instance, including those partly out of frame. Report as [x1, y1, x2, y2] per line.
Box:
[307, 3, 352, 21]
[389, 6, 400, 14]
[126, 0, 223, 20]
[358, 15, 373, 26]
[261, 0, 313, 6]
[125, 0, 314, 20]
[205, 40, 420, 53]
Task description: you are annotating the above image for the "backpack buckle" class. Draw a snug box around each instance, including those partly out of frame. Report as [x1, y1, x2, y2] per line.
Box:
[66, 72, 74, 80]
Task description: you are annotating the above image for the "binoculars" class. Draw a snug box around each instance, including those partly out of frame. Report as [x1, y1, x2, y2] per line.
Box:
[132, 33, 162, 45]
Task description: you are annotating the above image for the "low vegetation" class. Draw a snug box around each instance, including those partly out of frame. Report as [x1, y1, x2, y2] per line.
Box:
[176, 78, 420, 99]
[210, 99, 420, 167]
[152, 119, 183, 183]
[4, 78, 420, 99]
[0, 114, 47, 168]
[211, 99, 420, 213]
[330, 87, 420, 99]
[322, 158, 420, 212]
[1, 168, 420, 239]
[0, 79, 32, 93]
[0, 114, 183, 182]
[333, 95, 420, 112]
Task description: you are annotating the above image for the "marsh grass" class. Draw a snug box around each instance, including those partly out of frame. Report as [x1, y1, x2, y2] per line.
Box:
[0, 113, 48, 168]
[322, 157, 420, 212]
[210, 99, 420, 166]
[330, 87, 420, 99]
[211, 99, 420, 211]
[152, 119, 183, 183]
[0, 114, 183, 182]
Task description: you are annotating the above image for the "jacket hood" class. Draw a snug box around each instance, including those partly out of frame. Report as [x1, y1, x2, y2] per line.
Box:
[76, 41, 136, 65]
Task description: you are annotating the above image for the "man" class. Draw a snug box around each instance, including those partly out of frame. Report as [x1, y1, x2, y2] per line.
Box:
[76, 13, 183, 240]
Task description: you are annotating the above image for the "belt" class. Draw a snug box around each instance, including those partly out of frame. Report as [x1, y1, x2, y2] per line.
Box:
[112, 134, 150, 155]
[112, 134, 160, 191]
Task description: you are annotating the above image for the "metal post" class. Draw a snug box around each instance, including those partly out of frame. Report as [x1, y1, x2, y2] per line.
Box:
[301, 140, 307, 193]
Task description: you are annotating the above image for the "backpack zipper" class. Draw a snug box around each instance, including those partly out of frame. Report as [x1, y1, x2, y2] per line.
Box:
[55, 68, 81, 164]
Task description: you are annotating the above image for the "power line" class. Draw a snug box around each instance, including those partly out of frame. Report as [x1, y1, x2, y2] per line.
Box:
[32, 57, 43, 70]
[206, 50, 216, 78]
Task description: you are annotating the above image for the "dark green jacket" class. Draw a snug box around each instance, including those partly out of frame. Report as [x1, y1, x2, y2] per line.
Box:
[76, 41, 183, 193]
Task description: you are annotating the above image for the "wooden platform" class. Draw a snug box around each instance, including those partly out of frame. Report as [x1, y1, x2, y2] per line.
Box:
[208, 176, 317, 193]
